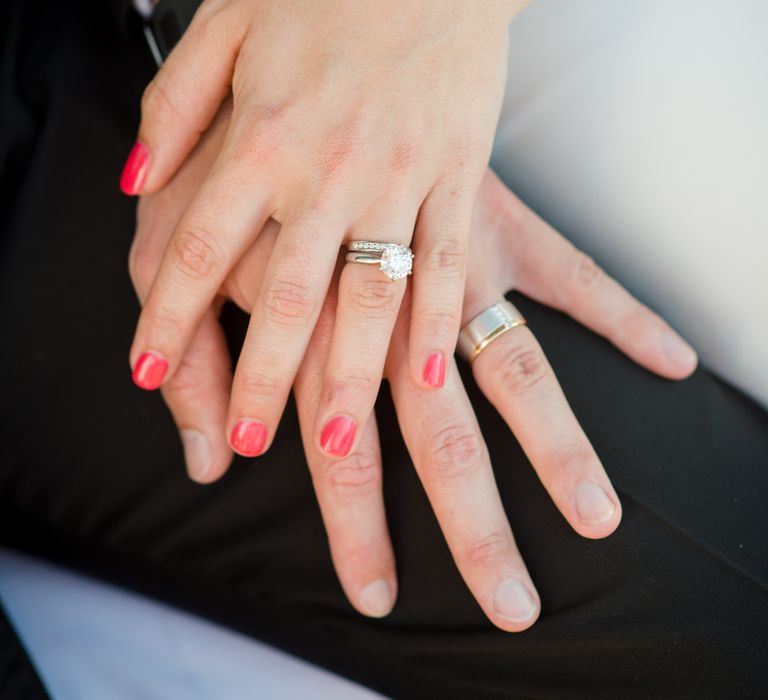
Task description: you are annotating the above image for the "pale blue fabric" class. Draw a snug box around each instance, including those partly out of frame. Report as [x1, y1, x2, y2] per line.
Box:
[0, 548, 382, 700]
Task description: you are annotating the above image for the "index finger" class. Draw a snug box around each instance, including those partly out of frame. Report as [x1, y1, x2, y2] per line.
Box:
[129, 158, 273, 390]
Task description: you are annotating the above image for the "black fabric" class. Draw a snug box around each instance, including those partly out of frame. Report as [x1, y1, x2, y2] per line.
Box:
[1, 2, 767, 698]
[148, 0, 205, 60]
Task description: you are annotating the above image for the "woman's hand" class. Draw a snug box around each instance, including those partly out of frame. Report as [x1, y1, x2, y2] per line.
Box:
[125, 0, 530, 463]
[130, 111, 697, 630]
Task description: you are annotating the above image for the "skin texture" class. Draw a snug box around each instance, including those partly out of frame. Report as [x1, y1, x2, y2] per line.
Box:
[129, 106, 697, 631]
[125, 0, 532, 468]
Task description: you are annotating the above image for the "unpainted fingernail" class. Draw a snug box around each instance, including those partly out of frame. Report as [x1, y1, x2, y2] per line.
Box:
[359, 579, 394, 618]
[493, 579, 537, 622]
[661, 331, 697, 369]
[132, 351, 168, 390]
[575, 482, 616, 525]
[181, 429, 211, 483]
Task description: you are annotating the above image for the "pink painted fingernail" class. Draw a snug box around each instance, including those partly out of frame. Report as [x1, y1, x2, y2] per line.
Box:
[320, 416, 356, 457]
[230, 420, 268, 457]
[423, 351, 446, 389]
[120, 141, 150, 195]
[132, 351, 167, 390]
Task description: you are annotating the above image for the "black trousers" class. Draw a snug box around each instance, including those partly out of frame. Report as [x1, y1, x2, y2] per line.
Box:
[1, 2, 767, 698]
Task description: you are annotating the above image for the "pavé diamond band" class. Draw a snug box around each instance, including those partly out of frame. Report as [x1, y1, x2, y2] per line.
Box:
[345, 241, 414, 281]
[457, 300, 527, 363]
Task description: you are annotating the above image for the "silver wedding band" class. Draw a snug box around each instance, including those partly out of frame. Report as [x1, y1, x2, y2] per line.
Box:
[345, 240, 414, 281]
[457, 300, 527, 363]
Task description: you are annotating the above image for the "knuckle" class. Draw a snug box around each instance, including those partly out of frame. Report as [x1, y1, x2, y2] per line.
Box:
[172, 226, 223, 281]
[493, 342, 549, 394]
[163, 355, 205, 398]
[613, 304, 642, 341]
[347, 277, 400, 318]
[186, 0, 233, 50]
[238, 369, 283, 399]
[223, 271, 251, 312]
[342, 371, 378, 395]
[617, 305, 657, 348]
[563, 448, 602, 480]
[421, 238, 466, 277]
[263, 275, 315, 325]
[464, 531, 513, 568]
[321, 450, 381, 498]
[147, 301, 185, 338]
[571, 251, 604, 293]
[228, 107, 287, 168]
[141, 76, 184, 130]
[548, 446, 605, 498]
[132, 256, 158, 298]
[188, 0, 221, 37]
[425, 422, 484, 483]
[388, 138, 419, 174]
[128, 239, 151, 293]
[322, 372, 377, 406]
[448, 130, 488, 165]
[313, 133, 358, 181]
[495, 194, 527, 247]
[416, 305, 462, 335]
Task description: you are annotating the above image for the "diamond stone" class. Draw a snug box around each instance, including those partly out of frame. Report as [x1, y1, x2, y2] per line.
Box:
[380, 245, 413, 281]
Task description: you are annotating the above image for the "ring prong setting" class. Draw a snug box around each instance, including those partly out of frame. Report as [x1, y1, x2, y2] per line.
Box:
[380, 244, 414, 281]
[345, 240, 414, 281]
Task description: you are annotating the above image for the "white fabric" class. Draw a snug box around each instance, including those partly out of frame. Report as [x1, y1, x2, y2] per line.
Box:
[0, 548, 382, 700]
[493, 0, 768, 408]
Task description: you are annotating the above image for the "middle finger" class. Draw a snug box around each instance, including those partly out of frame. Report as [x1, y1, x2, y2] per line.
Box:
[313, 207, 418, 459]
[226, 205, 345, 457]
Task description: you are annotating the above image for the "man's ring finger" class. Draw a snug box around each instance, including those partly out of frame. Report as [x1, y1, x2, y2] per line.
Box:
[457, 300, 527, 363]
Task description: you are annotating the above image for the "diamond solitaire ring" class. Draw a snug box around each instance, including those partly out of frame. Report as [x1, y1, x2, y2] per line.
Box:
[345, 241, 414, 281]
